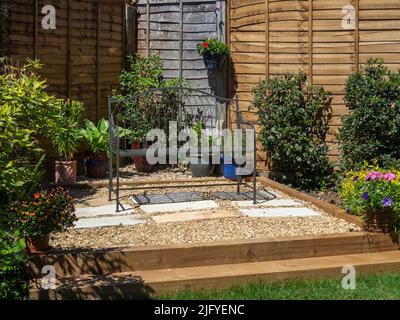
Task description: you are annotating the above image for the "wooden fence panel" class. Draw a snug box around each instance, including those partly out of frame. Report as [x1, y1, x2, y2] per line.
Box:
[3, 0, 126, 122]
[137, 0, 226, 94]
[229, 0, 400, 167]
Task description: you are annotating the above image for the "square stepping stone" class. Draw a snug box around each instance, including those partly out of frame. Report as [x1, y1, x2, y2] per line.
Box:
[240, 207, 321, 218]
[140, 200, 219, 214]
[232, 199, 303, 208]
[152, 209, 236, 223]
[75, 215, 145, 229]
[75, 204, 133, 218]
[132, 192, 204, 205]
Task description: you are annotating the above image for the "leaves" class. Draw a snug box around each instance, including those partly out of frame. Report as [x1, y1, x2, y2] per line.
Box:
[50, 100, 84, 161]
[251, 73, 333, 191]
[196, 38, 231, 57]
[339, 58, 400, 171]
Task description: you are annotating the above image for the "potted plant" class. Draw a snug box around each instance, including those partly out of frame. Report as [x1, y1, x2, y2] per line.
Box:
[197, 38, 231, 70]
[340, 165, 400, 233]
[6, 187, 77, 253]
[52, 100, 84, 184]
[81, 118, 132, 179]
[190, 121, 215, 177]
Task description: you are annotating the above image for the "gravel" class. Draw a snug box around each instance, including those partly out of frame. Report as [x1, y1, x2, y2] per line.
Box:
[50, 215, 359, 251]
[50, 178, 361, 251]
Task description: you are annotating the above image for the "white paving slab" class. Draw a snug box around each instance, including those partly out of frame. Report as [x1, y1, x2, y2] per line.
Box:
[74, 215, 145, 229]
[240, 207, 321, 218]
[140, 200, 219, 214]
[232, 198, 303, 208]
[152, 209, 236, 224]
[75, 204, 133, 218]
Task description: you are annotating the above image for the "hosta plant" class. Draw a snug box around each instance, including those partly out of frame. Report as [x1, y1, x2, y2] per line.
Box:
[340, 164, 400, 229]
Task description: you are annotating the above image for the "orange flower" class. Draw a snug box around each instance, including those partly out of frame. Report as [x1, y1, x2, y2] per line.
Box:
[21, 219, 27, 223]
[34, 193, 41, 199]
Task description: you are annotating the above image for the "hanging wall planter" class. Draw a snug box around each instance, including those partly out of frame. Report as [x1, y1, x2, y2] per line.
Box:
[197, 38, 231, 71]
[203, 54, 226, 71]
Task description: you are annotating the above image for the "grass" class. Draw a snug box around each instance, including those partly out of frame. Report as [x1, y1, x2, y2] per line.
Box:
[158, 273, 400, 300]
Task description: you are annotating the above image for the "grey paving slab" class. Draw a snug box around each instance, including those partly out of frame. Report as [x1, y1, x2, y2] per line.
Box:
[75, 215, 145, 229]
[75, 204, 133, 218]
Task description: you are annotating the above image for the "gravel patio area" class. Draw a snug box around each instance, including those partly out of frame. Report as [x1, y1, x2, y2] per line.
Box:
[49, 167, 361, 251]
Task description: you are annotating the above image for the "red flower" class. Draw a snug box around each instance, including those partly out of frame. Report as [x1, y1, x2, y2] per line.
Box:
[202, 42, 209, 49]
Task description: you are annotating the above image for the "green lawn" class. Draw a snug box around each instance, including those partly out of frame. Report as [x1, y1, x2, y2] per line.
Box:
[159, 274, 400, 300]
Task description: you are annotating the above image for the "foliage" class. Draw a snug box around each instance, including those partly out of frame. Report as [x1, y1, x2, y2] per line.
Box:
[197, 38, 231, 57]
[115, 54, 185, 142]
[81, 118, 131, 156]
[340, 163, 400, 225]
[251, 73, 333, 191]
[4, 187, 77, 238]
[339, 58, 400, 171]
[51, 100, 84, 161]
[0, 229, 29, 300]
[0, 58, 61, 207]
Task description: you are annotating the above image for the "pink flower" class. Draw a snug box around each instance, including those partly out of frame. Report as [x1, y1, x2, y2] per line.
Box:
[384, 173, 397, 181]
[367, 172, 384, 181]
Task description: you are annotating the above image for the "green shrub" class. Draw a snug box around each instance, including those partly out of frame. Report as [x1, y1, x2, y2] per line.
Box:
[251, 73, 333, 190]
[339, 58, 400, 171]
[115, 54, 185, 142]
[0, 58, 62, 206]
[0, 230, 29, 300]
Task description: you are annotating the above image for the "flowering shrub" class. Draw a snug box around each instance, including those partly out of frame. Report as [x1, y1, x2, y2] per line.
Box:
[5, 188, 77, 238]
[196, 38, 231, 57]
[340, 164, 400, 222]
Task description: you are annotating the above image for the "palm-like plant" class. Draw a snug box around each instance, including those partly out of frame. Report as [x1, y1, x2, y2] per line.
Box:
[51, 101, 84, 161]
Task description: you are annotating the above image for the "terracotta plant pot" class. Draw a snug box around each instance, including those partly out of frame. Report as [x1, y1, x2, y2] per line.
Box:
[55, 160, 77, 184]
[26, 234, 50, 253]
[132, 141, 153, 173]
[364, 208, 395, 233]
[85, 153, 108, 179]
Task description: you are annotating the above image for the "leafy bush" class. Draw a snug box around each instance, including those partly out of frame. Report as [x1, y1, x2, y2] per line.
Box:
[51, 100, 84, 161]
[5, 187, 77, 238]
[340, 164, 400, 226]
[251, 73, 333, 190]
[197, 38, 231, 57]
[115, 54, 185, 142]
[339, 58, 400, 171]
[0, 230, 29, 300]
